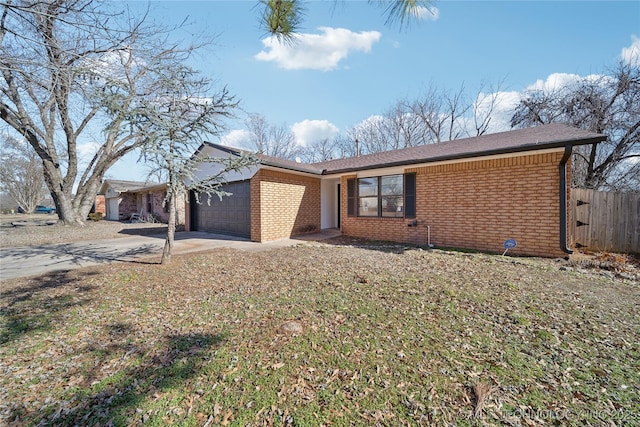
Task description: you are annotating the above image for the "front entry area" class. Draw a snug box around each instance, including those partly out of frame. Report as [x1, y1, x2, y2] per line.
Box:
[320, 178, 340, 230]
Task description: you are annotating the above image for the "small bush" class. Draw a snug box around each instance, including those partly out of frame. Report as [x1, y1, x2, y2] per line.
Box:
[88, 212, 103, 221]
[299, 224, 317, 233]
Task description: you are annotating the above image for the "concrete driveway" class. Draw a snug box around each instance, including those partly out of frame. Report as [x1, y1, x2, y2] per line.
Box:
[0, 230, 339, 280]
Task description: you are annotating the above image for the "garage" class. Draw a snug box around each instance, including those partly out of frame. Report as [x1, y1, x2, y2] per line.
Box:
[106, 197, 119, 221]
[190, 181, 251, 238]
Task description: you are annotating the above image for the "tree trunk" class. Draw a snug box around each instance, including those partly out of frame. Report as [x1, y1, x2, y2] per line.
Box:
[42, 162, 102, 226]
[44, 176, 83, 226]
[54, 194, 84, 225]
[161, 194, 176, 264]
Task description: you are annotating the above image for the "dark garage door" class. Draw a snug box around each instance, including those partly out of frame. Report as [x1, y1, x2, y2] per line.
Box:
[191, 181, 250, 238]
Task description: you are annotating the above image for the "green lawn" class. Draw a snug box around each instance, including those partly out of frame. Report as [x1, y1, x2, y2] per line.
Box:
[1, 241, 638, 426]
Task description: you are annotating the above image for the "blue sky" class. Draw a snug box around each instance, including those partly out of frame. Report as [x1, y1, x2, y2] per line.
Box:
[107, 0, 640, 181]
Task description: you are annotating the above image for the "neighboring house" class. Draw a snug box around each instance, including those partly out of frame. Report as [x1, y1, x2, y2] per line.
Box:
[186, 124, 606, 257]
[93, 195, 106, 216]
[99, 180, 185, 225]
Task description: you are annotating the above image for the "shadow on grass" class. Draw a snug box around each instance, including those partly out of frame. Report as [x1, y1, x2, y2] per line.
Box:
[320, 235, 422, 254]
[0, 270, 99, 344]
[15, 331, 226, 426]
[320, 235, 506, 257]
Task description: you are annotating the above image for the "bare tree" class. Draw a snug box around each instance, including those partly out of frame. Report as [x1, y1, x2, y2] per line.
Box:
[334, 134, 358, 158]
[443, 85, 471, 141]
[299, 138, 337, 163]
[143, 166, 167, 184]
[343, 103, 428, 156]
[138, 65, 256, 264]
[0, 134, 47, 213]
[0, 0, 211, 225]
[407, 84, 469, 143]
[380, 99, 428, 149]
[471, 79, 507, 136]
[511, 62, 640, 190]
[346, 116, 390, 155]
[338, 85, 473, 157]
[245, 113, 300, 160]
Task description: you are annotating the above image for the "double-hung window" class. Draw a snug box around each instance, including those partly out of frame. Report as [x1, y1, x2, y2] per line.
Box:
[348, 173, 415, 218]
[380, 175, 404, 217]
[358, 177, 379, 216]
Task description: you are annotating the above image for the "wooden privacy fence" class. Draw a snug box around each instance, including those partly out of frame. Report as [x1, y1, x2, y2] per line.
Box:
[571, 188, 640, 254]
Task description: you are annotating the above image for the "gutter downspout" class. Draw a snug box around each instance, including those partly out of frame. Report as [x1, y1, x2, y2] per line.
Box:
[559, 144, 573, 255]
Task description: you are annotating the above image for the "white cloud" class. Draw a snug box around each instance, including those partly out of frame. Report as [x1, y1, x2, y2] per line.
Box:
[414, 5, 439, 21]
[291, 119, 339, 146]
[525, 72, 583, 93]
[219, 129, 252, 149]
[473, 90, 522, 133]
[77, 141, 101, 162]
[524, 72, 608, 99]
[255, 27, 382, 71]
[621, 35, 640, 66]
[355, 114, 385, 128]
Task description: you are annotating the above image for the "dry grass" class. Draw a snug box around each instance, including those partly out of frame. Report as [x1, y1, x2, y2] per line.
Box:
[0, 214, 167, 248]
[1, 236, 638, 426]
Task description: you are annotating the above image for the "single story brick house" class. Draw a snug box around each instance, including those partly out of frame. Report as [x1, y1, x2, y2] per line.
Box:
[93, 195, 106, 216]
[186, 124, 605, 257]
[99, 180, 185, 225]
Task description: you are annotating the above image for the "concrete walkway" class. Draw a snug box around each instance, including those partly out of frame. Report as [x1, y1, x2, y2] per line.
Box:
[0, 229, 341, 280]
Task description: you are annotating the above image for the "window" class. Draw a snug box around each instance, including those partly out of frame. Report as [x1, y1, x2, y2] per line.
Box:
[348, 173, 415, 218]
[358, 177, 379, 217]
[380, 175, 403, 217]
[347, 179, 356, 217]
[346, 173, 416, 218]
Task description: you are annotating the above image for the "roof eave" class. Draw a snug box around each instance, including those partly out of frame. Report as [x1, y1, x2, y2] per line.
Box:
[322, 135, 607, 175]
[204, 142, 244, 157]
[259, 159, 324, 175]
[204, 141, 324, 175]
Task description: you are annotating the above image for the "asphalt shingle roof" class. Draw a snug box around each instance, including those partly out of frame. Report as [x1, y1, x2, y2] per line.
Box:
[204, 124, 606, 176]
[312, 123, 607, 174]
[100, 180, 166, 194]
[201, 143, 324, 174]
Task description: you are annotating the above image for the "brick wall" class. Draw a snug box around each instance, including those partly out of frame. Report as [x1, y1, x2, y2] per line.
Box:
[94, 195, 106, 215]
[341, 151, 568, 257]
[145, 190, 167, 223]
[251, 169, 320, 242]
[144, 190, 186, 226]
[119, 193, 138, 219]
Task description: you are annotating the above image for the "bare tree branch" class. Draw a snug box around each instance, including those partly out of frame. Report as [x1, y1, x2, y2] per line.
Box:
[135, 65, 255, 264]
[511, 62, 640, 190]
[0, 133, 47, 212]
[1, 0, 217, 224]
[245, 112, 300, 160]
